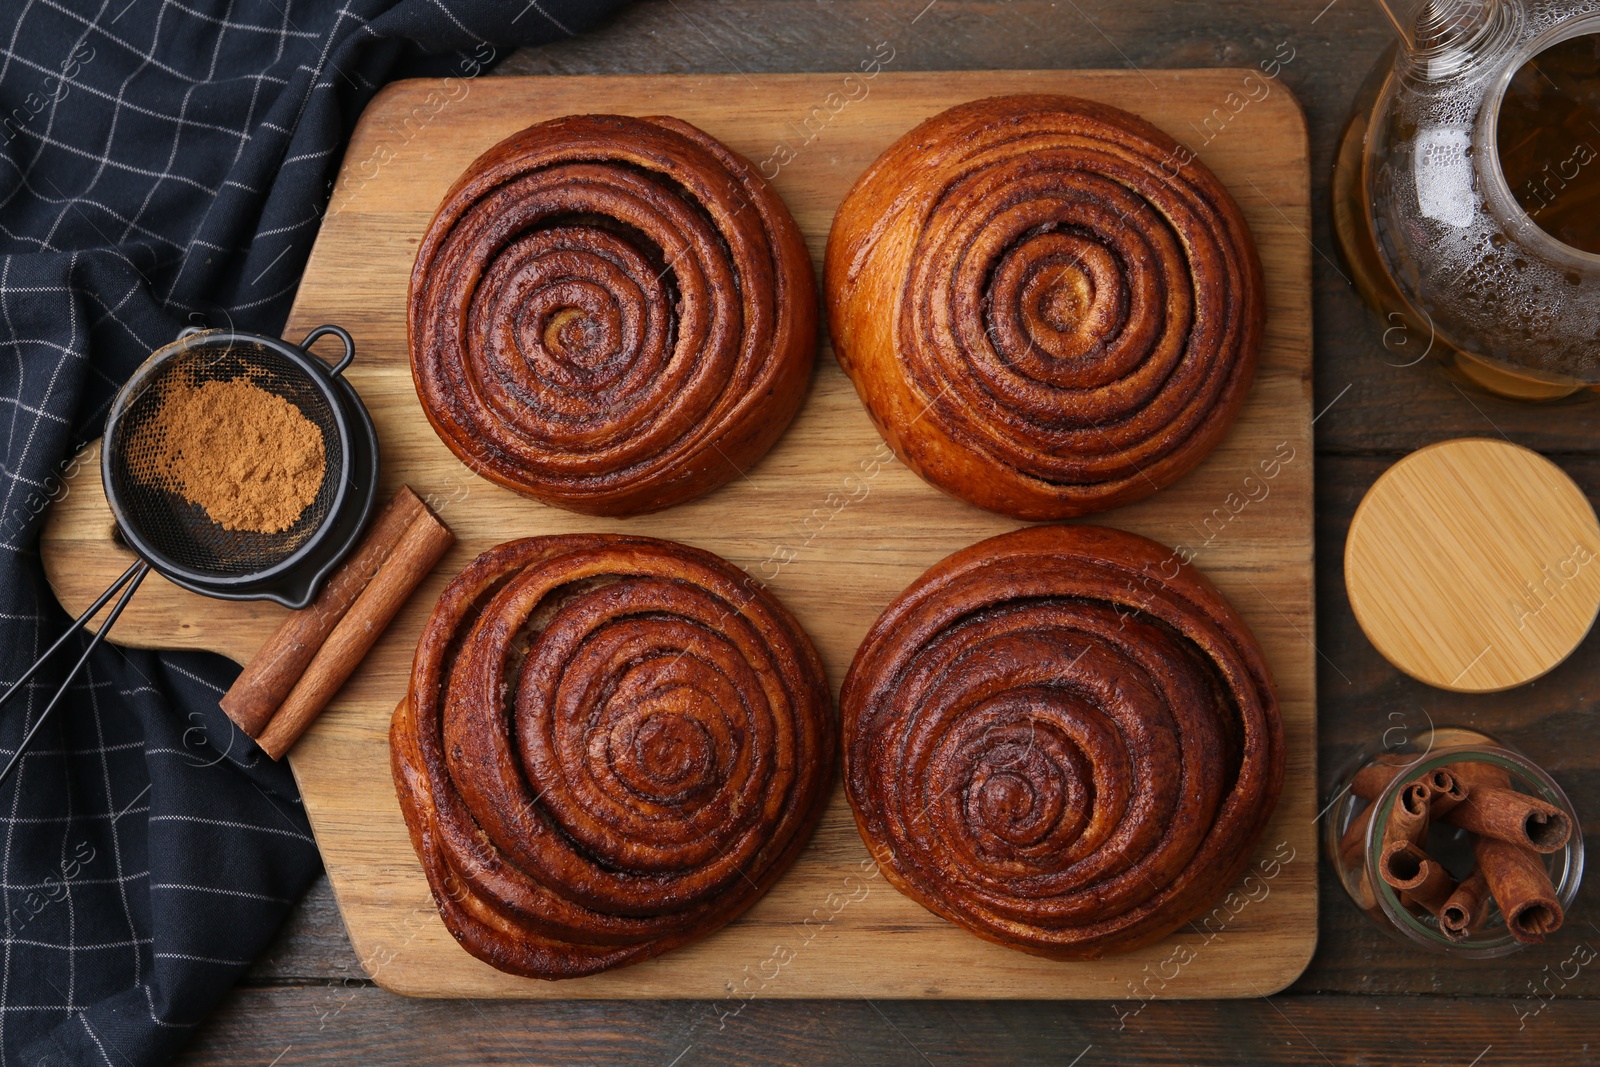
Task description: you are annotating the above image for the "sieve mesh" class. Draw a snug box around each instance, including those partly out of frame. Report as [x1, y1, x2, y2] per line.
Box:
[106, 337, 342, 579]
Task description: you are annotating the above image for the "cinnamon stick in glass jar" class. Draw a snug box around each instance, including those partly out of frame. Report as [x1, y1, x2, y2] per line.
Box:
[1338, 802, 1377, 868]
[1423, 768, 1467, 817]
[1439, 869, 1489, 941]
[1380, 841, 1457, 915]
[1382, 780, 1433, 849]
[1475, 837, 1564, 943]
[1350, 753, 1413, 800]
[1445, 784, 1573, 854]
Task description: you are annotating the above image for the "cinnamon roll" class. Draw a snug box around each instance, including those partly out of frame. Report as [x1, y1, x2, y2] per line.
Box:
[825, 95, 1265, 519]
[391, 535, 834, 979]
[842, 524, 1283, 959]
[410, 115, 817, 516]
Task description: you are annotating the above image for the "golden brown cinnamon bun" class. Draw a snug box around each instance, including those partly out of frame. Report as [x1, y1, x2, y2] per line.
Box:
[825, 95, 1265, 520]
[410, 115, 817, 516]
[842, 524, 1283, 959]
[391, 535, 834, 979]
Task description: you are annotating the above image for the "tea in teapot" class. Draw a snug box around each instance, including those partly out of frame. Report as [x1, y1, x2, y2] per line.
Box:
[1334, 0, 1600, 400]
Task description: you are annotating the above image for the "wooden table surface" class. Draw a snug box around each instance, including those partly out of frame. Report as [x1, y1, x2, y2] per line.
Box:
[174, 2, 1600, 1064]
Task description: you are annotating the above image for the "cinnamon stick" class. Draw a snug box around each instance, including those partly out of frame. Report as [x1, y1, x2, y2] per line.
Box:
[1353, 865, 1377, 911]
[222, 487, 431, 735]
[1424, 768, 1468, 818]
[255, 499, 453, 759]
[1475, 836, 1564, 943]
[1338, 801, 1376, 867]
[1443, 785, 1572, 854]
[1448, 761, 1512, 791]
[1382, 780, 1432, 850]
[1439, 869, 1489, 941]
[1339, 770, 1435, 869]
[1343, 757, 1573, 942]
[1380, 841, 1457, 914]
[1342, 806, 1385, 912]
[1350, 753, 1415, 801]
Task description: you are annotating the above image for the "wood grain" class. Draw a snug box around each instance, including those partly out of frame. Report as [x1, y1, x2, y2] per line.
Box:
[175, 987, 1600, 1067]
[160, 1, 1600, 1059]
[1345, 439, 1600, 692]
[218, 1, 1600, 1058]
[40, 70, 1316, 999]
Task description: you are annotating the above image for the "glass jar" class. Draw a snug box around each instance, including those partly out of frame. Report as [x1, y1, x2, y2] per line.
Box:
[1323, 726, 1584, 956]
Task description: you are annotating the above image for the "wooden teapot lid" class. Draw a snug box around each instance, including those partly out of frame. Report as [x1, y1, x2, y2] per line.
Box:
[1345, 438, 1600, 693]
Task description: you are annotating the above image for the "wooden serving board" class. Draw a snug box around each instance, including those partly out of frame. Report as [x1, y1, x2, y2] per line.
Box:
[40, 72, 1316, 999]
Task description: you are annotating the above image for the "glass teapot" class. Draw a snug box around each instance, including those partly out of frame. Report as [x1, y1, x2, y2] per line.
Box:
[1333, 0, 1600, 400]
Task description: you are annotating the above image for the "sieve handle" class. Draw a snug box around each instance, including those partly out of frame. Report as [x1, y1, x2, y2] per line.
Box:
[0, 560, 149, 790]
[298, 324, 356, 376]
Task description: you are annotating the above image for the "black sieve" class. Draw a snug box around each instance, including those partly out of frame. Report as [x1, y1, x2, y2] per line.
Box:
[103, 325, 377, 600]
[0, 324, 379, 787]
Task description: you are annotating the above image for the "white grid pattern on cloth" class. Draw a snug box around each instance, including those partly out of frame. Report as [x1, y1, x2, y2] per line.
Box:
[0, 0, 605, 1061]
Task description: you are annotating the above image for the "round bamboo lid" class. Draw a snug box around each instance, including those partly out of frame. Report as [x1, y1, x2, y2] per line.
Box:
[1345, 438, 1600, 693]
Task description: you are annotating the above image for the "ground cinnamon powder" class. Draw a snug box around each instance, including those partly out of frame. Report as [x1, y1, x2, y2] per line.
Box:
[131, 377, 327, 533]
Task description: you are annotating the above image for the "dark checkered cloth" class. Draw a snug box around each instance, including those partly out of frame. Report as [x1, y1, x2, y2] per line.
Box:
[0, 2, 623, 1063]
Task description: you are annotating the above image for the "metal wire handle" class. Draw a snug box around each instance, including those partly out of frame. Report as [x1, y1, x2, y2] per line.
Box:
[0, 560, 149, 788]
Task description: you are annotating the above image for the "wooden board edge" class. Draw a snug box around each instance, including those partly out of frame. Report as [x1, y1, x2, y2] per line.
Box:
[36, 69, 1324, 1000]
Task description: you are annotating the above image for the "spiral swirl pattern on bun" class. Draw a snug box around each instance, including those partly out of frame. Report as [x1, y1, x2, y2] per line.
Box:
[825, 95, 1265, 519]
[842, 524, 1282, 959]
[411, 114, 817, 516]
[392, 535, 834, 979]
